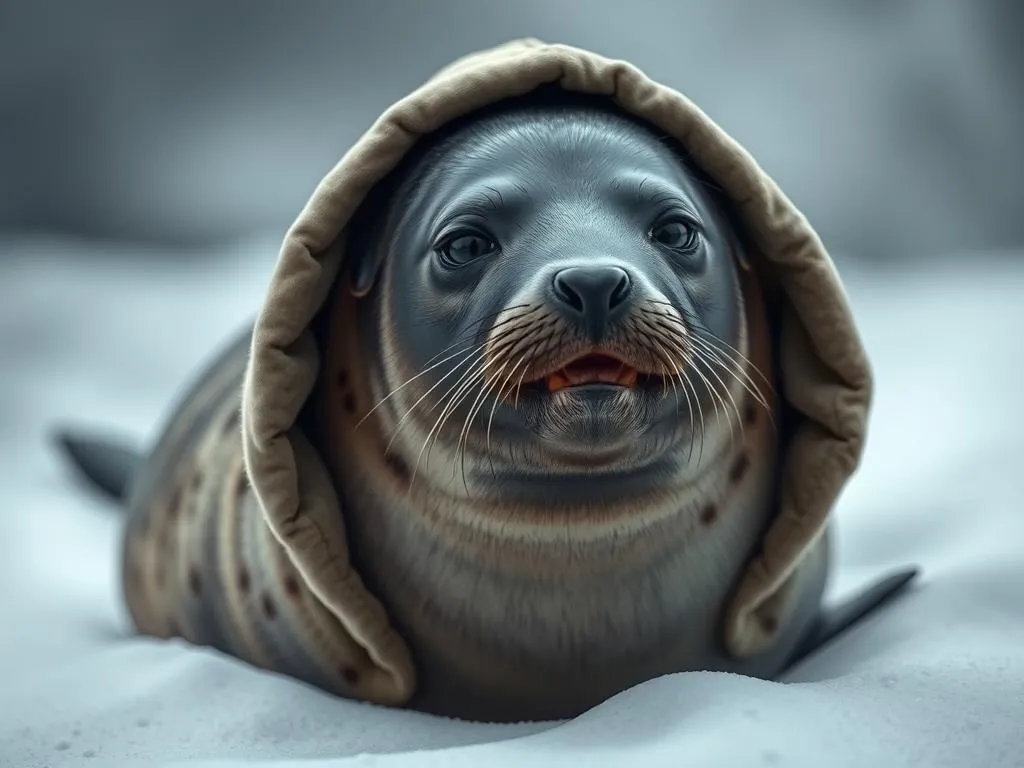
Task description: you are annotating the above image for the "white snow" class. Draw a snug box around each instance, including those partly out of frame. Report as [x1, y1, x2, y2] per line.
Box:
[1, 234, 1021, 768]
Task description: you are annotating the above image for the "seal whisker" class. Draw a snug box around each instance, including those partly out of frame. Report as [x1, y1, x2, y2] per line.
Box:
[689, 344, 744, 445]
[636, 311, 725, 433]
[395, 320, 539, 462]
[685, 329, 772, 408]
[358, 343, 481, 430]
[420, 304, 540, 368]
[455, 354, 518, 492]
[648, 302, 774, 397]
[468, 353, 530, 487]
[379, 330, 540, 453]
[411, 359, 488, 492]
[655, 332, 714, 463]
[687, 334, 776, 431]
[681, 365, 707, 466]
[485, 355, 529, 468]
[414, 325, 535, 489]
[645, 325, 715, 461]
[647, 338, 699, 463]
[640, 305, 773, 423]
[627, 308, 707, 463]
[383, 348, 484, 457]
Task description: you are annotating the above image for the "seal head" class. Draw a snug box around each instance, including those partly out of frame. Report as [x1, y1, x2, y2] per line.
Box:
[350, 97, 757, 501]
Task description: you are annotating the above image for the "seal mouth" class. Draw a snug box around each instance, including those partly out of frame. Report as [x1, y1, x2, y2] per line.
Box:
[508, 351, 661, 395]
[544, 353, 638, 393]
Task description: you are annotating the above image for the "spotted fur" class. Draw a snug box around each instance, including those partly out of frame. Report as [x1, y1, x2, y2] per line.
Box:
[120, 333, 375, 698]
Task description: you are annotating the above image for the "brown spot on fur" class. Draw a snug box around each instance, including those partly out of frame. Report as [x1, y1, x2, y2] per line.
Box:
[238, 565, 251, 594]
[760, 614, 779, 635]
[340, 665, 360, 686]
[336, 370, 349, 389]
[699, 503, 718, 526]
[743, 401, 757, 426]
[729, 452, 750, 484]
[261, 593, 277, 620]
[343, 393, 356, 413]
[188, 566, 202, 596]
[235, 472, 248, 500]
[384, 451, 410, 481]
[167, 494, 179, 521]
[284, 575, 301, 599]
[157, 523, 170, 549]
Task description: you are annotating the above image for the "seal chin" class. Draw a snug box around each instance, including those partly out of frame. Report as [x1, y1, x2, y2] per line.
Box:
[524, 377, 662, 468]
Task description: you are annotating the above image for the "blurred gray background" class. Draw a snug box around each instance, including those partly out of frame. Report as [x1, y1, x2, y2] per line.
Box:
[1, 0, 1022, 263]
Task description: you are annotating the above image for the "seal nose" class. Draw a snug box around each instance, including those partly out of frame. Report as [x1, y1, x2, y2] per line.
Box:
[551, 265, 632, 339]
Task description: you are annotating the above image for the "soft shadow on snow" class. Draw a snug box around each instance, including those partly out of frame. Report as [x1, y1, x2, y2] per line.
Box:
[0, 236, 1021, 768]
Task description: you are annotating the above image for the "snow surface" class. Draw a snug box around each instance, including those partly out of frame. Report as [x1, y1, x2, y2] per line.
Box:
[0, 234, 1021, 768]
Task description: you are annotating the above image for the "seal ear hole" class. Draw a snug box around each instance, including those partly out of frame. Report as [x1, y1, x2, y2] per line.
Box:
[345, 163, 408, 298]
[348, 240, 387, 298]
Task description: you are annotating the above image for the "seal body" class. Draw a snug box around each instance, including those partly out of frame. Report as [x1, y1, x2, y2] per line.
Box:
[313, 102, 826, 720]
[52, 91, 918, 724]
[117, 332, 381, 701]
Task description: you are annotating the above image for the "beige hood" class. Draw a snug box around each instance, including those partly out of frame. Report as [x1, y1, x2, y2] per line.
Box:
[239, 39, 873, 706]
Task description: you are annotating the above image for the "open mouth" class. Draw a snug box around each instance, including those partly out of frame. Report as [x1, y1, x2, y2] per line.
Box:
[540, 353, 641, 394]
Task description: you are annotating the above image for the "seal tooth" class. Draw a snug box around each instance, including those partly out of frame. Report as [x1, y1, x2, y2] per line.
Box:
[618, 367, 638, 387]
[546, 370, 571, 392]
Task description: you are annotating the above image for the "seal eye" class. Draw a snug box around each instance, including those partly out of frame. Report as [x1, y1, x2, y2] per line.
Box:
[436, 231, 498, 268]
[650, 219, 700, 253]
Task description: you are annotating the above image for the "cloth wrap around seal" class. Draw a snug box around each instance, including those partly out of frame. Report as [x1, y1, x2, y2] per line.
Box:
[240, 39, 873, 706]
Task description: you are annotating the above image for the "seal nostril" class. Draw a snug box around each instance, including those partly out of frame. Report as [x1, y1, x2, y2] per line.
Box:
[553, 273, 585, 312]
[609, 272, 631, 309]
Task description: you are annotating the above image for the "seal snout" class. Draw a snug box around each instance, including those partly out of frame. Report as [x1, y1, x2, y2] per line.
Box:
[551, 265, 632, 342]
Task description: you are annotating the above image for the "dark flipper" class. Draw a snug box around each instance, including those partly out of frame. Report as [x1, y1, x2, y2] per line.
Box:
[782, 565, 921, 673]
[52, 428, 145, 504]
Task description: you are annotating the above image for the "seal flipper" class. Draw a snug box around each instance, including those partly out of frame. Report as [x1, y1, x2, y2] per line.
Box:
[781, 565, 920, 673]
[52, 428, 144, 504]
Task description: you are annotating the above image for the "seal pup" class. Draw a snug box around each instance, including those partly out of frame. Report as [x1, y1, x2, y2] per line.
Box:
[56, 93, 918, 723]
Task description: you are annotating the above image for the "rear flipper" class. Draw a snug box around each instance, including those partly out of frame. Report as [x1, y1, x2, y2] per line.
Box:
[52, 428, 144, 504]
[782, 565, 920, 673]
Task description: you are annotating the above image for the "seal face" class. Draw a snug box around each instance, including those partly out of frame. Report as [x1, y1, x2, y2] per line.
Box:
[320, 100, 786, 720]
[360, 102, 755, 500]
